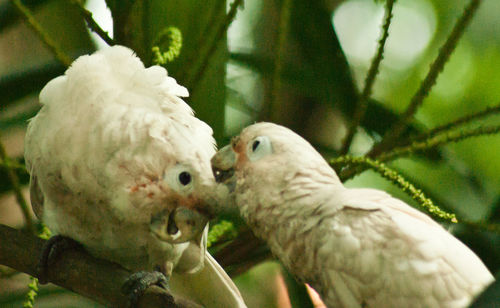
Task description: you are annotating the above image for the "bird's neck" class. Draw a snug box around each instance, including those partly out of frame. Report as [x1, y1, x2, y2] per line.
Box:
[239, 170, 344, 248]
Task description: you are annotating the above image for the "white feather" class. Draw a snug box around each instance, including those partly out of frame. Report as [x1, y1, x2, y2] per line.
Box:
[25, 46, 244, 307]
[217, 122, 493, 308]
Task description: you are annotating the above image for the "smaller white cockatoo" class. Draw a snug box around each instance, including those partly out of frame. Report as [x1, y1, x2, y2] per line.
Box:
[211, 122, 494, 308]
[24, 46, 246, 307]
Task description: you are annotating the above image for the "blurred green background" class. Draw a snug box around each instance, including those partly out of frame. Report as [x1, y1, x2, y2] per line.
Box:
[0, 0, 499, 306]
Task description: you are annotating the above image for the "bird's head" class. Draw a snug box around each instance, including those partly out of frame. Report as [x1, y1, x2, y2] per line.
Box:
[120, 117, 217, 248]
[210, 122, 340, 213]
[144, 150, 220, 274]
[149, 163, 213, 245]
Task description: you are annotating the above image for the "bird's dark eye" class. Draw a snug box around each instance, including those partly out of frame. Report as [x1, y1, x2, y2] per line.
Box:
[247, 136, 271, 161]
[252, 140, 260, 152]
[178, 171, 191, 185]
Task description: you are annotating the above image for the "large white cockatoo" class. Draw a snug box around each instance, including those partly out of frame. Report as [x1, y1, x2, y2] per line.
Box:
[210, 122, 494, 308]
[24, 46, 246, 307]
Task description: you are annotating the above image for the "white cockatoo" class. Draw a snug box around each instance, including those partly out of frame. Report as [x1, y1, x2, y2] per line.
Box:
[210, 122, 494, 308]
[24, 46, 246, 307]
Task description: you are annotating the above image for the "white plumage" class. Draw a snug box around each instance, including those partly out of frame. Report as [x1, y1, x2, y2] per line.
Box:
[211, 122, 494, 308]
[25, 46, 246, 307]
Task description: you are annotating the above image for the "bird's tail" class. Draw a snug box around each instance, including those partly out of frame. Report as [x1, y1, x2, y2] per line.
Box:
[170, 252, 247, 307]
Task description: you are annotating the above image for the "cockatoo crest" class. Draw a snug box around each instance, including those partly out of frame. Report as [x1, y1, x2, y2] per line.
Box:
[42, 46, 189, 112]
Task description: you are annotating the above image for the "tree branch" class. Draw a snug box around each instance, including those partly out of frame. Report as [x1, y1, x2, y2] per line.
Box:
[0, 224, 200, 307]
[330, 155, 457, 222]
[213, 227, 271, 277]
[340, 0, 395, 155]
[377, 124, 500, 162]
[264, 0, 292, 122]
[70, 0, 115, 46]
[185, 0, 243, 96]
[10, 0, 72, 67]
[368, 0, 483, 157]
[410, 102, 500, 143]
[0, 136, 34, 234]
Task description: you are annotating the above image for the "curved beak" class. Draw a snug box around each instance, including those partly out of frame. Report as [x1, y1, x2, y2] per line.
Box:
[150, 207, 208, 244]
[211, 145, 236, 186]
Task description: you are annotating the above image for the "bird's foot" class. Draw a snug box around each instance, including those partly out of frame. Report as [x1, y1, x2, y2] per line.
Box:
[37, 235, 81, 284]
[122, 271, 173, 307]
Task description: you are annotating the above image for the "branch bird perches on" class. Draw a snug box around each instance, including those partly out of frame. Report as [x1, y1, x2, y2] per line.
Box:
[0, 223, 201, 307]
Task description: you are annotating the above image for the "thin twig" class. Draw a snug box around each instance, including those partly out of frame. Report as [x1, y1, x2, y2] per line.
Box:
[22, 224, 51, 307]
[378, 124, 500, 162]
[411, 102, 500, 142]
[177, 0, 225, 82]
[369, 0, 482, 157]
[0, 136, 34, 234]
[265, 0, 292, 121]
[340, 0, 395, 154]
[198, 0, 227, 50]
[338, 124, 500, 180]
[10, 0, 72, 67]
[23, 277, 39, 308]
[186, 0, 244, 96]
[331, 155, 457, 222]
[70, 0, 115, 46]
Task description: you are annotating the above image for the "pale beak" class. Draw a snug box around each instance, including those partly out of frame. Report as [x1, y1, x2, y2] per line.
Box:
[150, 207, 208, 244]
[211, 145, 236, 185]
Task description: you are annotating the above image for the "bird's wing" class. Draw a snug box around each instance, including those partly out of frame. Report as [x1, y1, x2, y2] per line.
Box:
[28, 172, 44, 220]
[169, 252, 247, 307]
[316, 188, 493, 308]
[370, 189, 495, 300]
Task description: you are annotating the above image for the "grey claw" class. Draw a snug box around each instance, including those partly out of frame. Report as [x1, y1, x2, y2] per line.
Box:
[122, 271, 172, 307]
